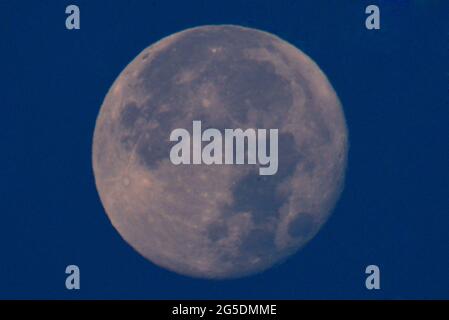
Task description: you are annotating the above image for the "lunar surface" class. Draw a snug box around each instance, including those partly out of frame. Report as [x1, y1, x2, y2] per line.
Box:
[92, 25, 348, 279]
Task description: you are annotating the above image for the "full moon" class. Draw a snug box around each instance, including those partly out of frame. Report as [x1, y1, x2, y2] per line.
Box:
[92, 25, 348, 279]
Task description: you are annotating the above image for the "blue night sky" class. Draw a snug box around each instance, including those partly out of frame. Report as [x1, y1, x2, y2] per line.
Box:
[0, 1, 448, 299]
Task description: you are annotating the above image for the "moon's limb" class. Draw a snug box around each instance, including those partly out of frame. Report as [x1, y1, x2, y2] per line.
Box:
[92, 25, 348, 279]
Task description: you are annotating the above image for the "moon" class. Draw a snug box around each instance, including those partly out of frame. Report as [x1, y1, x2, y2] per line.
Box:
[92, 25, 348, 279]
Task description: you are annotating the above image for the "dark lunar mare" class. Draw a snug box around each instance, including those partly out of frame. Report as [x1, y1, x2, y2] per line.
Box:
[118, 29, 295, 171]
[208, 132, 302, 259]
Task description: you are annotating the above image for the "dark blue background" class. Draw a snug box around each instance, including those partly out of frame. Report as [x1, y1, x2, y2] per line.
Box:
[1, 0, 448, 299]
